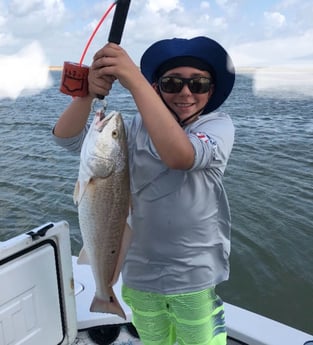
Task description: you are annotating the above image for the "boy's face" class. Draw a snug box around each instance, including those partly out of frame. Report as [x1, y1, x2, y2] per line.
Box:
[155, 66, 214, 125]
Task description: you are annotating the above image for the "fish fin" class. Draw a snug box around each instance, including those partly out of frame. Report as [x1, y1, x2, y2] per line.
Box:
[110, 223, 133, 287]
[77, 247, 90, 265]
[73, 179, 91, 205]
[73, 180, 80, 205]
[90, 289, 126, 320]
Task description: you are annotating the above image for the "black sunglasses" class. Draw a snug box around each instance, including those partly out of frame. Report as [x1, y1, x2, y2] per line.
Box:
[158, 76, 213, 94]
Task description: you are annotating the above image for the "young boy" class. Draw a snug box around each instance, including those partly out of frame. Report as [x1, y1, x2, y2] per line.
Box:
[53, 36, 235, 345]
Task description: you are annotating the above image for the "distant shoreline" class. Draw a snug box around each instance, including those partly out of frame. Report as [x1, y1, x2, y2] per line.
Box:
[49, 66, 63, 71]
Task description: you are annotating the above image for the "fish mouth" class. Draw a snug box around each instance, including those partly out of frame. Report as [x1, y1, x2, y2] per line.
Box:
[95, 111, 115, 131]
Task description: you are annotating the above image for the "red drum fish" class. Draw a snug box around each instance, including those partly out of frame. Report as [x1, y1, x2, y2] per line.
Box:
[74, 111, 129, 319]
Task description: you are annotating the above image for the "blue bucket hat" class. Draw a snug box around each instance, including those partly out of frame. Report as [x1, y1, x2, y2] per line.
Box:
[140, 36, 235, 114]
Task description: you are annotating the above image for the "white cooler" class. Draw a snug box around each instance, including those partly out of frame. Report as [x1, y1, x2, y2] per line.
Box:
[0, 220, 132, 345]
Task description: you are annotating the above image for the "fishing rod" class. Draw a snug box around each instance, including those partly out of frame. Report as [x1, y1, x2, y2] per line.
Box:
[108, 0, 131, 44]
[97, 0, 131, 99]
[60, 0, 131, 98]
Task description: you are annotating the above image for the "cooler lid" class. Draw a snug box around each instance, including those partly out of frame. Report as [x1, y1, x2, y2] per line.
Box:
[0, 221, 77, 345]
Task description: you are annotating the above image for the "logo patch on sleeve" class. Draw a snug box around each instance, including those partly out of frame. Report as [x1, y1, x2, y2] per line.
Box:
[196, 132, 217, 146]
[196, 132, 209, 143]
[196, 132, 218, 159]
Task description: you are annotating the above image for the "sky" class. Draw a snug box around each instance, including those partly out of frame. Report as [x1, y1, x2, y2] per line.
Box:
[1, 0, 313, 98]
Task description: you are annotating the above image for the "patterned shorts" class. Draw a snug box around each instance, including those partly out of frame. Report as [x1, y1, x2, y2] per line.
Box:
[122, 285, 227, 345]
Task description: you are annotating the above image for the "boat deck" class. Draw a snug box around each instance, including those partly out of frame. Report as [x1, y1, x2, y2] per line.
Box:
[73, 325, 247, 345]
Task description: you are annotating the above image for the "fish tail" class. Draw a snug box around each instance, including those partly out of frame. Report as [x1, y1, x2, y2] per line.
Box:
[90, 289, 126, 320]
[77, 247, 90, 265]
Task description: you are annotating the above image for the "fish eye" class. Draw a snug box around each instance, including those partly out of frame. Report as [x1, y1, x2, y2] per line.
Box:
[112, 130, 118, 138]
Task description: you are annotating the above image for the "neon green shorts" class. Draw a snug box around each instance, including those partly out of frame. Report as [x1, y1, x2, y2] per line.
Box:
[122, 285, 227, 345]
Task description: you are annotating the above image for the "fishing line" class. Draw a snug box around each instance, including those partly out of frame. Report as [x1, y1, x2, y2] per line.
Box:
[79, 1, 117, 66]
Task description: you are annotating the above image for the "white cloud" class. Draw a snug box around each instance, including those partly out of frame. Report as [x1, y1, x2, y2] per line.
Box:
[264, 11, 286, 29]
[200, 2, 210, 10]
[0, 32, 17, 48]
[8, 0, 65, 22]
[0, 0, 68, 68]
[275, 0, 313, 34]
[0, 0, 312, 73]
[263, 11, 286, 38]
[0, 14, 6, 26]
[147, 0, 182, 13]
[215, 0, 240, 16]
[212, 17, 228, 30]
[230, 28, 313, 67]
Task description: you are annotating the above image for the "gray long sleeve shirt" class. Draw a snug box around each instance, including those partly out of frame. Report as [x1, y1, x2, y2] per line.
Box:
[53, 111, 234, 294]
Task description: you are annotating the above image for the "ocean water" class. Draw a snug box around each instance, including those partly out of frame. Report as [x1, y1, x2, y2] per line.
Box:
[0, 71, 312, 335]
